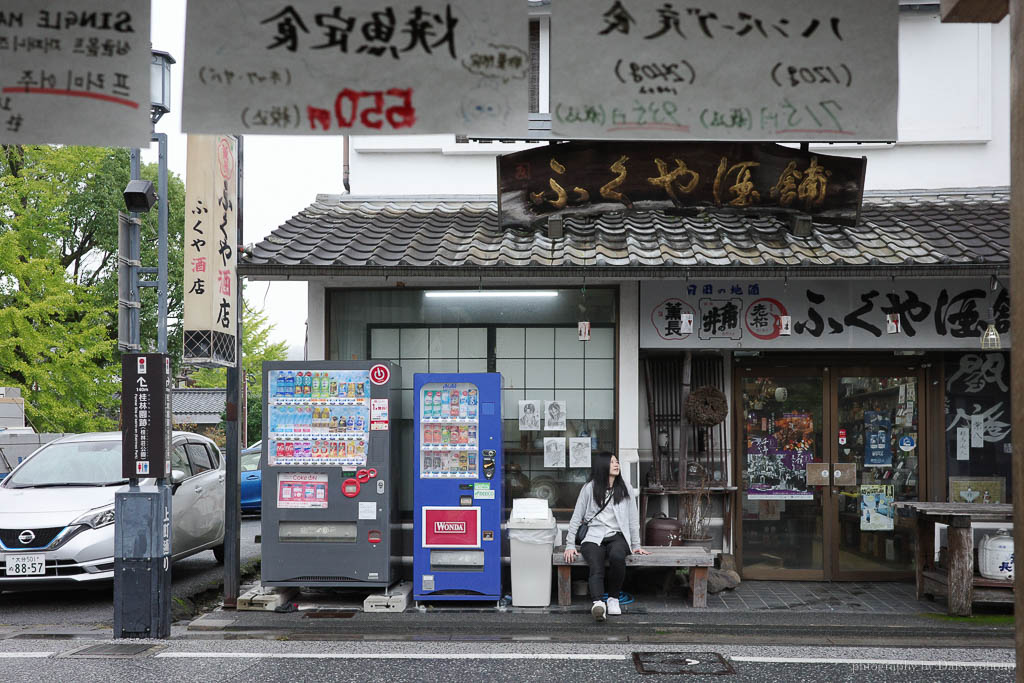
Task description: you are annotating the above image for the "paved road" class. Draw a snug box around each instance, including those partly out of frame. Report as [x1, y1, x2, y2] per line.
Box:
[0, 640, 1011, 682]
[0, 517, 261, 630]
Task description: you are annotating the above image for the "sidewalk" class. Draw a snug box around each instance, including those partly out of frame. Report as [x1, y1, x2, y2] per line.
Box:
[187, 577, 1014, 647]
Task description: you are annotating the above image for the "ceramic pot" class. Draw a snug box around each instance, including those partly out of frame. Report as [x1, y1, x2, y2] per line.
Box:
[979, 528, 1014, 580]
[644, 513, 683, 546]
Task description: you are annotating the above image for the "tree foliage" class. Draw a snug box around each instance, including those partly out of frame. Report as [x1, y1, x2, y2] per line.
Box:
[0, 144, 185, 432]
[189, 300, 289, 443]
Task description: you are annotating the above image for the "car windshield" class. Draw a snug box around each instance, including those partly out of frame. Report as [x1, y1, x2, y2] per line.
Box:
[4, 440, 127, 488]
[241, 452, 261, 472]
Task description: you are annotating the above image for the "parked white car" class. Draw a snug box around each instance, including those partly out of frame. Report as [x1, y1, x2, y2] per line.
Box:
[0, 431, 225, 587]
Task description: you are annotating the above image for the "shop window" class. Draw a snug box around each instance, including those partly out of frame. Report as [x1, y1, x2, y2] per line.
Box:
[331, 287, 617, 519]
[944, 352, 1012, 503]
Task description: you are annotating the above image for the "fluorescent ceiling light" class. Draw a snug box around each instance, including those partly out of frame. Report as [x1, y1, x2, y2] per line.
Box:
[424, 290, 559, 299]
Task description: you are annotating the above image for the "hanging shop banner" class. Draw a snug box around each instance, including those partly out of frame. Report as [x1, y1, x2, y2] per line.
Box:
[641, 279, 1011, 350]
[182, 134, 238, 367]
[550, 0, 897, 141]
[182, 0, 528, 137]
[498, 141, 866, 228]
[745, 413, 815, 500]
[0, 0, 150, 146]
[860, 484, 894, 531]
[863, 411, 893, 468]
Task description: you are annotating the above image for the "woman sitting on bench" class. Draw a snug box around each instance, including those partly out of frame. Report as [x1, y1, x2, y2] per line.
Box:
[564, 454, 648, 621]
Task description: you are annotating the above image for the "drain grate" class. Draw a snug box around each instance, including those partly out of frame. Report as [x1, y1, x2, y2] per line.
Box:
[303, 609, 358, 619]
[65, 643, 157, 658]
[632, 652, 735, 675]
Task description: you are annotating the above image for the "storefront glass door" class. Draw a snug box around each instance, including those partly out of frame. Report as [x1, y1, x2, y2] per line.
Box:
[832, 371, 922, 579]
[737, 365, 924, 581]
[738, 372, 827, 580]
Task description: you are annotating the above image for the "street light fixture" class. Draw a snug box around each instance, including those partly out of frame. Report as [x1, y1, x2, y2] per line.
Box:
[150, 50, 175, 125]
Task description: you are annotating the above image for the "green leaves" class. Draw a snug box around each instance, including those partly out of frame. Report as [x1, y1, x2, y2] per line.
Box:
[0, 144, 184, 432]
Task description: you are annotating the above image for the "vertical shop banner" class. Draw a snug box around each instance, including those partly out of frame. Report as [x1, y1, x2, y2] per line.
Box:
[551, 0, 897, 141]
[863, 411, 893, 468]
[746, 413, 815, 500]
[0, 1, 151, 146]
[860, 484, 894, 531]
[182, 1, 528, 136]
[183, 134, 238, 367]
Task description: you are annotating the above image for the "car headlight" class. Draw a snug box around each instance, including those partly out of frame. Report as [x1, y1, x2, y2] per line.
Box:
[72, 505, 116, 529]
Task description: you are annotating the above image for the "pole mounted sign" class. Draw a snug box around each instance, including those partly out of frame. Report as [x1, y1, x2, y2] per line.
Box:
[183, 134, 239, 367]
[120, 353, 171, 479]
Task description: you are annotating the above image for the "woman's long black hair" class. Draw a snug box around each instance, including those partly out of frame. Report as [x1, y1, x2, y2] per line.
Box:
[590, 454, 628, 505]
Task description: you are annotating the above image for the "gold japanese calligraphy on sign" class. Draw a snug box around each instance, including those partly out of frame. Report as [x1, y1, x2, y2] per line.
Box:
[498, 141, 864, 229]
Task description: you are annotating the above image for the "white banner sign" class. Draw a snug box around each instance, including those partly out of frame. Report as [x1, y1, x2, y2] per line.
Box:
[0, 1, 150, 146]
[551, 0, 897, 141]
[183, 0, 528, 136]
[641, 279, 1010, 350]
[183, 134, 238, 367]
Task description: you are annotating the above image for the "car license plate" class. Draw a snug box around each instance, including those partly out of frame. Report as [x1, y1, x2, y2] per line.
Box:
[5, 554, 45, 576]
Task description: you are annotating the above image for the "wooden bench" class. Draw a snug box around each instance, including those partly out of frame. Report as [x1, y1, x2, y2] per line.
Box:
[896, 502, 1014, 616]
[552, 546, 715, 608]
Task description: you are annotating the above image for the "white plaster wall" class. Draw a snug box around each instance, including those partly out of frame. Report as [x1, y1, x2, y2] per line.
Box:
[618, 282, 640, 491]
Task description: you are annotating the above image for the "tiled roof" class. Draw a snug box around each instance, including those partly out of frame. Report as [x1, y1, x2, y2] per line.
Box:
[171, 388, 226, 425]
[241, 188, 1009, 279]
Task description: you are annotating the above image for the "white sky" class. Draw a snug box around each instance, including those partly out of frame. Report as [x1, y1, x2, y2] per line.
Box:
[144, 1, 344, 359]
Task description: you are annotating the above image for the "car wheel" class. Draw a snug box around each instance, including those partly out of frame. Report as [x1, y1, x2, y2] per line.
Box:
[213, 544, 225, 564]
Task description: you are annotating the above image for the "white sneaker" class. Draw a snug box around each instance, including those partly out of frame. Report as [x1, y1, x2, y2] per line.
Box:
[591, 600, 606, 621]
[606, 597, 621, 615]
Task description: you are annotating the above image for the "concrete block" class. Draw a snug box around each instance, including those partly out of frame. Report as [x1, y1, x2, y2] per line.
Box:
[237, 586, 298, 611]
[363, 581, 412, 613]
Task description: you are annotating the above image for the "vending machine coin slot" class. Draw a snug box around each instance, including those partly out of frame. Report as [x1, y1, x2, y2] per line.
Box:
[482, 450, 496, 480]
[460, 495, 472, 506]
[376, 479, 385, 494]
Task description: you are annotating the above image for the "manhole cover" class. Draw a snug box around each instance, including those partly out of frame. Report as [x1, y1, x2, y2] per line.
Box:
[303, 609, 358, 619]
[65, 643, 156, 658]
[633, 652, 735, 675]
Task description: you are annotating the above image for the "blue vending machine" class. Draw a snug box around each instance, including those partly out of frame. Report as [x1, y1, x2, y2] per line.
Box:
[413, 373, 503, 603]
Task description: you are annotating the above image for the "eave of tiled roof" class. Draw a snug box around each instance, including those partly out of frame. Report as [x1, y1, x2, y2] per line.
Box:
[240, 188, 1009, 280]
[171, 388, 226, 418]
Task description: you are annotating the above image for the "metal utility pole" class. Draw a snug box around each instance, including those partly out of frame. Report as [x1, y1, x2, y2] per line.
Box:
[223, 137, 244, 607]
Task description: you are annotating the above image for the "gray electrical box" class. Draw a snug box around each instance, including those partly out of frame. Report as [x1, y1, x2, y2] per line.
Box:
[261, 361, 401, 587]
[113, 485, 171, 638]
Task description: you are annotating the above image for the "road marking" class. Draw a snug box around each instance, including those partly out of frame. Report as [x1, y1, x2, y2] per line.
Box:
[730, 656, 1014, 669]
[156, 653, 630, 660]
[0, 653, 54, 658]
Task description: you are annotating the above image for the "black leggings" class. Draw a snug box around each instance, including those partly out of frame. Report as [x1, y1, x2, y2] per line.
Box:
[580, 532, 629, 601]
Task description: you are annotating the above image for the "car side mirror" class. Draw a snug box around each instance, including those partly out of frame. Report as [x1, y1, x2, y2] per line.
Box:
[171, 469, 186, 491]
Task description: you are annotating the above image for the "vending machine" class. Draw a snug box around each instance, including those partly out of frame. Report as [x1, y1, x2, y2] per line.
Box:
[413, 373, 503, 602]
[261, 360, 401, 587]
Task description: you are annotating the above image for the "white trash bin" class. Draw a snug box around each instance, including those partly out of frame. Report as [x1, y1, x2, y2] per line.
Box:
[507, 498, 558, 607]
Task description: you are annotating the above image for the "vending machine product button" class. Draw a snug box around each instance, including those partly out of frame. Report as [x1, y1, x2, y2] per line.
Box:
[342, 478, 361, 497]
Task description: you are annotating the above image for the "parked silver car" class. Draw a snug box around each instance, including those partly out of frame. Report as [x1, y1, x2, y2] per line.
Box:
[0, 431, 225, 587]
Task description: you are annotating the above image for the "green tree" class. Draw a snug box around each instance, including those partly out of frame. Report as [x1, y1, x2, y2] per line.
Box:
[0, 144, 185, 431]
[189, 301, 289, 443]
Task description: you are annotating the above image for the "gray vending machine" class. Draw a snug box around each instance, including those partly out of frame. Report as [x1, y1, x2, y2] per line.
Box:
[261, 361, 400, 587]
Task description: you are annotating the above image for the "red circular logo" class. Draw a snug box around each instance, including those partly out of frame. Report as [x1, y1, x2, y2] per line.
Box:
[369, 364, 390, 385]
